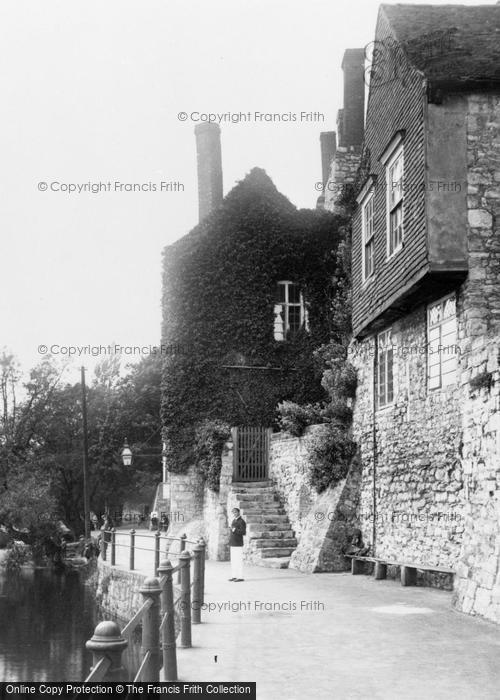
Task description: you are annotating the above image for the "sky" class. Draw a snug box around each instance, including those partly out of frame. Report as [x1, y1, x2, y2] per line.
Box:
[0, 0, 488, 380]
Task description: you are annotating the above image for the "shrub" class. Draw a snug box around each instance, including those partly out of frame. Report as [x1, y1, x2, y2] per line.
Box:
[307, 425, 357, 493]
[2, 541, 31, 572]
[193, 419, 232, 492]
[276, 401, 324, 437]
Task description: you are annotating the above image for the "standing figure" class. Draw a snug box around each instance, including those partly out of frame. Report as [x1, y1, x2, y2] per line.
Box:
[160, 513, 169, 532]
[229, 507, 246, 582]
[150, 511, 159, 531]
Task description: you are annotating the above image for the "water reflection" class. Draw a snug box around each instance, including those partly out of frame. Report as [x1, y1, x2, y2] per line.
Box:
[0, 567, 141, 682]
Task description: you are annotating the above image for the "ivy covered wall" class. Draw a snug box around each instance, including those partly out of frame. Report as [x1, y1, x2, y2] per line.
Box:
[161, 168, 345, 473]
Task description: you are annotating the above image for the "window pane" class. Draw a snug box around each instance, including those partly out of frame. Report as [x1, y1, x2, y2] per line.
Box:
[288, 284, 301, 304]
[288, 305, 301, 334]
[276, 283, 286, 303]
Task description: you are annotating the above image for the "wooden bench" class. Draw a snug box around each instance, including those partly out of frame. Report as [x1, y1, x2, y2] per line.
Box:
[345, 555, 455, 586]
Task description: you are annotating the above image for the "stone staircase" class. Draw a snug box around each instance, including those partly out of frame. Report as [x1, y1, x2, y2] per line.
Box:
[231, 481, 297, 569]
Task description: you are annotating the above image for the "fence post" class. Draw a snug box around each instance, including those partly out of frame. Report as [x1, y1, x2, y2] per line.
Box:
[154, 530, 161, 576]
[129, 529, 135, 571]
[179, 550, 192, 648]
[86, 621, 128, 681]
[198, 537, 206, 606]
[139, 577, 162, 682]
[110, 528, 116, 566]
[177, 534, 187, 584]
[158, 559, 178, 681]
[192, 542, 203, 624]
[100, 535, 107, 562]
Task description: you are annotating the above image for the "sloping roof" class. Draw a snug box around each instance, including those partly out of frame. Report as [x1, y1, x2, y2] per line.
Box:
[381, 4, 500, 87]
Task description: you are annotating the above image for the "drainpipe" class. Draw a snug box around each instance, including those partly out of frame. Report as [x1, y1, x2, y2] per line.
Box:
[372, 338, 378, 555]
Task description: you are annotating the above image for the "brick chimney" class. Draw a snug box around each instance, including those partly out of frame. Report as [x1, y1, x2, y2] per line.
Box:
[194, 123, 223, 221]
[320, 131, 337, 186]
[339, 48, 365, 148]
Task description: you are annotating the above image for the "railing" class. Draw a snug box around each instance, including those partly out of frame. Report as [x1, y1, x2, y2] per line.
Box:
[85, 532, 206, 682]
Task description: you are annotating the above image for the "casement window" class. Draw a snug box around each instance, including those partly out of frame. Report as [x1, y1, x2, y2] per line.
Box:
[380, 132, 405, 258]
[362, 192, 375, 280]
[273, 281, 308, 341]
[386, 145, 404, 256]
[377, 328, 394, 408]
[427, 294, 458, 390]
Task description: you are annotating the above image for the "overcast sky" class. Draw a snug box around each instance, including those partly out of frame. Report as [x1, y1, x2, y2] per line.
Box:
[0, 0, 487, 379]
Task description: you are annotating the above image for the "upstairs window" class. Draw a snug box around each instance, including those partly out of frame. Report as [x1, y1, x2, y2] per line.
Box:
[428, 294, 458, 390]
[274, 281, 307, 341]
[380, 133, 405, 259]
[386, 145, 404, 256]
[377, 328, 394, 408]
[362, 192, 375, 281]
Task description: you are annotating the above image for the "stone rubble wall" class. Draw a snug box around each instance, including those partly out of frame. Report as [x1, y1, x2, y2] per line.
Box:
[323, 146, 361, 214]
[350, 309, 466, 568]
[453, 92, 500, 623]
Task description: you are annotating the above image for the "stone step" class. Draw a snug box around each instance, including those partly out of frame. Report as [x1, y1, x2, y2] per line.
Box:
[246, 523, 290, 533]
[257, 557, 291, 569]
[259, 547, 296, 557]
[245, 515, 290, 524]
[234, 493, 278, 501]
[240, 507, 286, 515]
[250, 538, 297, 548]
[232, 481, 273, 489]
[248, 530, 295, 539]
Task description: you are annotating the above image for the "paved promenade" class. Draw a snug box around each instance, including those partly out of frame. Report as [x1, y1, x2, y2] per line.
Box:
[110, 529, 500, 700]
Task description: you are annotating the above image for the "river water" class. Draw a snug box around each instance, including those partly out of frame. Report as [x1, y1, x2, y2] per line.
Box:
[0, 566, 141, 682]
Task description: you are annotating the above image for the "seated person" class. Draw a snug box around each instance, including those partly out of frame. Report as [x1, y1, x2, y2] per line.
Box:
[342, 528, 370, 556]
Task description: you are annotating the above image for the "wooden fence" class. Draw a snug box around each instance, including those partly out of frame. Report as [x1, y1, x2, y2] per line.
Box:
[85, 531, 205, 682]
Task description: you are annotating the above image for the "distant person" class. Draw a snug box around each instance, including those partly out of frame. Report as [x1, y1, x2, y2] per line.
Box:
[342, 528, 370, 557]
[150, 511, 159, 531]
[160, 513, 169, 532]
[229, 507, 246, 582]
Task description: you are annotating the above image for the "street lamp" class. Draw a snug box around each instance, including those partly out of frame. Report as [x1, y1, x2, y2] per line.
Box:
[121, 439, 133, 467]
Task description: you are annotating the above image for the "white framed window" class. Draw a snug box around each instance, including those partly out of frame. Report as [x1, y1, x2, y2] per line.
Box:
[377, 328, 394, 408]
[386, 145, 404, 257]
[362, 192, 375, 281]
[274, 281, 307, 341]
[427, 294, 458, 390]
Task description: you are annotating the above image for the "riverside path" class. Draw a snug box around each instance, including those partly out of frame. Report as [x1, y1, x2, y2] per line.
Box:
[109, 528, 500, 700]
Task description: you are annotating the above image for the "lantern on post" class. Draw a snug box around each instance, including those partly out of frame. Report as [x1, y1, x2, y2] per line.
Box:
[121, 439, 133, 467]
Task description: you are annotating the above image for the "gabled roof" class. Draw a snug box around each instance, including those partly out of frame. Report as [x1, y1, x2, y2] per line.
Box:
[381, 4, 500, 88]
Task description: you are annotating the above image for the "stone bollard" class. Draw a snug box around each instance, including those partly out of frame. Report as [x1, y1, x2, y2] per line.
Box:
[198, 537, 206, 607]
[154, 531, 161, 576]
[192, 542, 203, 625]
[158, 559, 178, 681]
[129, 529, 136, 571]
[179, 550, 192, 648]
[110, 528, 116, 566]
[86, 621, 128, 681]
[177, 534, 187, 584]
[139, 577, 162, 681]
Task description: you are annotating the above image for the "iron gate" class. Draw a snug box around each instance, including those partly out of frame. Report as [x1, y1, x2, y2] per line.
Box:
[232, 426, 271, 481]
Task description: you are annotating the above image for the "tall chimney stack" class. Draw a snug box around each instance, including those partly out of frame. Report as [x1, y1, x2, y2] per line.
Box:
[340, 48, 365, 148]
[320, 131, 336, 186]
[195, 123, 223, 221]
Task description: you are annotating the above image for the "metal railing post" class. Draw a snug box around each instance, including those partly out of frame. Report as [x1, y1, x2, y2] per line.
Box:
[110, 528, 116, 566]
[139, 577, 162, 682]
[198, 537, 206, 606]
[86, 621, 128, 681]
[192, 542, 203, 624]
[158, 559, 178, 681]
[179, 550, 192, 648]
[129, 529, 135, 571]
[154, 530, 161, 575]
[177, 534, 187, 584]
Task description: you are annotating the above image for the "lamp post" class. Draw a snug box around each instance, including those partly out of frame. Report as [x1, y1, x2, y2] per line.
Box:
[81, 367, 91, 540]
[121, 439, 133, 467]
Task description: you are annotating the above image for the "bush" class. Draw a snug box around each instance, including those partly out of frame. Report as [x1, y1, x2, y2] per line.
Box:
[307, 425, 357, 493]
[193, 419, 232, 492]
[276, 401, 324, 437]
[2, 541, 31, 572]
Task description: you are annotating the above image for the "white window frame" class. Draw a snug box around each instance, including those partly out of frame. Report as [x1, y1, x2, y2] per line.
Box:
[376, 328, 394, 409]
[381, 134, 404, 259]
[361, 191, 375, 282]
[427, 294, 458, 391]
[274, 281, 307, 341]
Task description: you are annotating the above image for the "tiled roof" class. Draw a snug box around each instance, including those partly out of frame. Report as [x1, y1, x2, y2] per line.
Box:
[381, 4, 500, 86]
